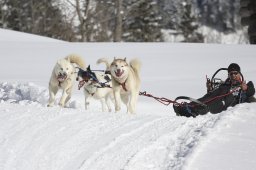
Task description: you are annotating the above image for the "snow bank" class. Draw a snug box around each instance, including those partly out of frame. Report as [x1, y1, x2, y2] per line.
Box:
[0, 82, 48, 104]
[0, 82, 79, 108]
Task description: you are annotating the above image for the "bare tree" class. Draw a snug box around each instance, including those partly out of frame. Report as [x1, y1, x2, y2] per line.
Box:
[114, 0, 123, 42]
[66, 0, 91, 41]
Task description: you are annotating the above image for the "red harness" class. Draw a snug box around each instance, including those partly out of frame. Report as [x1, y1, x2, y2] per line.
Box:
[119, 81, 127, 92]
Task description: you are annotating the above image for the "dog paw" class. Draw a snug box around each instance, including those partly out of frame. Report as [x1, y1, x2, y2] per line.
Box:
[47, 103, 53, 107]
[115, 106, 121, 112]
[58, 103, 65, 107]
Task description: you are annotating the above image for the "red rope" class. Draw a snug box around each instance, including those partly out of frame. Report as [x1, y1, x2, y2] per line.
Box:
[139, 91, 178, 106]
[203, 86, 240, 104]
[139, 86, 241, 107]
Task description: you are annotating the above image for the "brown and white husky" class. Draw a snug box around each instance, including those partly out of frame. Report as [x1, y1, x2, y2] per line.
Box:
[97, 57, 141, 114]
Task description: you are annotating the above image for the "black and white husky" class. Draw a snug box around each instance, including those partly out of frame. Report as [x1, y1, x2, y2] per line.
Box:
[77, 65, 114, 112]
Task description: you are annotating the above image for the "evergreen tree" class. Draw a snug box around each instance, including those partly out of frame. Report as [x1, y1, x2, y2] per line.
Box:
[0, 0, 76, 41]
[179, 0, 203, 42]
[195, 0, 241, 32]
[123, 0, 162, 42]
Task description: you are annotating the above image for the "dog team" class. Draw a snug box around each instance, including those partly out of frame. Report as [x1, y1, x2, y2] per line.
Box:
[47, 54, 141, 114]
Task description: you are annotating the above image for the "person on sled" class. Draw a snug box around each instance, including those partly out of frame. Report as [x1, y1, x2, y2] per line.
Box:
[173, 63, 255, 117]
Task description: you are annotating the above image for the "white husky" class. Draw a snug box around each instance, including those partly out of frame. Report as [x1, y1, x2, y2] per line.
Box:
[97, 57, 141, 114]
[47, 54, 85, 107]
[77, 66, 114, 112]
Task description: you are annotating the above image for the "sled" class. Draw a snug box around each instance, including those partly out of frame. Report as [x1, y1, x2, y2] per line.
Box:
[173, 68, 244, 117]
[173, 96, 209, 117]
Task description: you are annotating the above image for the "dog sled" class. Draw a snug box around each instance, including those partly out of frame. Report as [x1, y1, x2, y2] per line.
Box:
[172, 68, 246, 117]
[140, 67, 254, 117]
[76, 65, 255, 117]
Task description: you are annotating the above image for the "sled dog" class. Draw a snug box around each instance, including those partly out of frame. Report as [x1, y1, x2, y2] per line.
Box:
[77, 65, 114, 112]
[97, 57, 141, 114]
[47, 54, 85, 107]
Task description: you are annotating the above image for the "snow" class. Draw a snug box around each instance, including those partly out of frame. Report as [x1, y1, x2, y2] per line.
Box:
[0, 28, 63, 42]
[0, 28, 256, 170]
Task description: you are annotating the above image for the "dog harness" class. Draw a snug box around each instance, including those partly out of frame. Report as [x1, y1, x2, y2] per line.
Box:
[119, 81, 127, 92]
[85, 88, 95, 96]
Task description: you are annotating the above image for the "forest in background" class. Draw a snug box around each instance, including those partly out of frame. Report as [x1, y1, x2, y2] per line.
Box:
[0, 0, 248, 43]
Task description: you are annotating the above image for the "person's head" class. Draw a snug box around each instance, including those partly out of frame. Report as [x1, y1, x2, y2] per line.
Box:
[228, 63, 241, 82]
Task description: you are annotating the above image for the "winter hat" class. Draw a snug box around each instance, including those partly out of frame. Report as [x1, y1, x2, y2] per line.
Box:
[228, 63, 240, 73]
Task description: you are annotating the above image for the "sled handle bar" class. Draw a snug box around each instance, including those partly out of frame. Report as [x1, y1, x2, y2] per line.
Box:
[211, 68, 244, 86]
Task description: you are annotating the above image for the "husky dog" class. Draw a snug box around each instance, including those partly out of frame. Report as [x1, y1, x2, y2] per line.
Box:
[47, 54, 85, 107]
[77, 66, 114, 112]
[97, 57, 141, 114]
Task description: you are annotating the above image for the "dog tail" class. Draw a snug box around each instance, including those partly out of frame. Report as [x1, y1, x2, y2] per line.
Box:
[130, 58, 141, 75]
[97, 58, 110, 70]
[65, 54, 86, 69]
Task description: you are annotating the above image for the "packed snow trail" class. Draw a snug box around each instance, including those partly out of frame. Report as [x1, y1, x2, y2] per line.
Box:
[1, 82, 256, 170]
[0, 82, 223, 170]
[0, 102, 222, 170]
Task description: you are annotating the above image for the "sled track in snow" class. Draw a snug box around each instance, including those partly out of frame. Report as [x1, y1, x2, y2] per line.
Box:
[0, 102, 222, 170]
[75, 114, 220, 170]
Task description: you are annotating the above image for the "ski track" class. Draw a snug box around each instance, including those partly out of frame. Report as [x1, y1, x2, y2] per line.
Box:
[0, 100, 224, 170]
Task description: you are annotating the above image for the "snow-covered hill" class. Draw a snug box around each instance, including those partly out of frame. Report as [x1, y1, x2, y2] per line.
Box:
[0, 29, 256, 170]
[0, 28, 63, 42]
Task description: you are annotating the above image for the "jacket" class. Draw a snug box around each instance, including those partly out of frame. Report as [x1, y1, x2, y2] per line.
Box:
[196, 80, 255, 115]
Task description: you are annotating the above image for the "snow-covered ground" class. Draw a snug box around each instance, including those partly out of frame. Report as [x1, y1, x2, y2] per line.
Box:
[0, 29, 256, 170]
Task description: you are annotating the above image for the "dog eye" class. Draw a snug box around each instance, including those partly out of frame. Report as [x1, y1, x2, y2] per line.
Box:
[115, 65, 118, 67]
[66, 68, 69, 70]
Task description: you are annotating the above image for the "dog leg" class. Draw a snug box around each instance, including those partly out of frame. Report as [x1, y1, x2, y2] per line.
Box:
[121, 94, 129, 113]
[47, 86, 58, 107]
[100, 98, 107, 112]
[129, 91, 138, 114]
[84, 94, 90, 110]
[59, 88, 70, 107]
[64, 93, 72, 107]
[113, 87, 121, 112]
[105, 96, 112, 112]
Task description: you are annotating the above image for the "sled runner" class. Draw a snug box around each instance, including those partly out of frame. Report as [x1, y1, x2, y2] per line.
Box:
[173, 96, 208, 117]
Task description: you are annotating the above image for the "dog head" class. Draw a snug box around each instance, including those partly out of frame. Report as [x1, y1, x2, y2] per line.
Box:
[54, 58, 74, 82]
[110, 58, 129, 80]
[76, 65, 98, 89]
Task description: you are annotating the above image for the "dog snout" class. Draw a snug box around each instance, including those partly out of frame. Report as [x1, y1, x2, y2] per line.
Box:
[58, 72, 64, 76]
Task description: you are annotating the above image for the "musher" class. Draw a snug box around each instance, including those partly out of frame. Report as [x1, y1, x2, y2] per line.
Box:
[173, 63, 255, 117]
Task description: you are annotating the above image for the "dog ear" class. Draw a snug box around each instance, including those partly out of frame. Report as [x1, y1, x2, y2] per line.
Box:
[87, 65, 91, 71]
[66, 57, 70, 62]
[57, 59, 63, 66]
[124, 57, 126, 61]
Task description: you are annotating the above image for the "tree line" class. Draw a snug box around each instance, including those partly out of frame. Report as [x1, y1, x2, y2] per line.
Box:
[0, 0, 244, 42]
